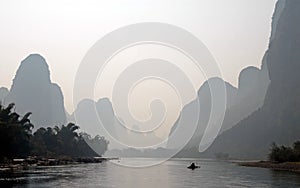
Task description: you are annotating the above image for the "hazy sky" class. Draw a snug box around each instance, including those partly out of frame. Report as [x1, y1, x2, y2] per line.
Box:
[0, 0, 276, 113]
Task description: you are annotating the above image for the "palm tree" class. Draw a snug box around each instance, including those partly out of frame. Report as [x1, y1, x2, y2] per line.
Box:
[56, 123, 80, 156]
[0, 103, 33, 160]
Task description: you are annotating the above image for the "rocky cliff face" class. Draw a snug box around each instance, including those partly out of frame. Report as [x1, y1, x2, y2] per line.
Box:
[204, 0, 300, 159]
[167, 63, 269, 155]
[5, 54, 66, 129]
[0, 87, 9, 103]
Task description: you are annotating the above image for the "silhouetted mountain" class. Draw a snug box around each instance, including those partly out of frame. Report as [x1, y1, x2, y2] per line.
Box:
[220, 65, 270, 133]
[167, 66, 269, 156]
[167, 78, 236, 149]
[70, 98, 162, 149]
[0, 87, 9, 103]
[70, 98, 115, 144]
[4, 54, 66, 129]
[204, 0, 300, 159]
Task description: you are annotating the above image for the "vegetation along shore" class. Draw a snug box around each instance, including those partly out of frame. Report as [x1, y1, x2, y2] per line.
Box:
[239, 141, 300, 173]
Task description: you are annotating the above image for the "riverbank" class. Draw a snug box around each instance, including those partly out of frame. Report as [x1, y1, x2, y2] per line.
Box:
[0, 156, 117, 172]
[238, 161, 300, 173]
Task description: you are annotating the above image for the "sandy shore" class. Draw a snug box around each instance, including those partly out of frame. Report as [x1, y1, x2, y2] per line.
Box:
[238, 161, 300, 173]
[0, 157, 117, 172]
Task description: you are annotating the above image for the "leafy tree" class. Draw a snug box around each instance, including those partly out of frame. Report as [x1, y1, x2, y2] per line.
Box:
[0, 103, 33, 161]
[56, 123, 80, 156]
[82, 133, 109, 156]
[269, 141, 299, 163]
[30, 124, 109, 157]
[293, 141, 300, 154]
[0, 103, 109, 160]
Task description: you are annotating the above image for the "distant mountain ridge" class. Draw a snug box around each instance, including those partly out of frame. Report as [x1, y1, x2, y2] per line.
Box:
[69, 98, 163, 149]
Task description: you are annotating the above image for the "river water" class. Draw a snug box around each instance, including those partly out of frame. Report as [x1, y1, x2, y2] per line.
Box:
[1, 158, 300, 188]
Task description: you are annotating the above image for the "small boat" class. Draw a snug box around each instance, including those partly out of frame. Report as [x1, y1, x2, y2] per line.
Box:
[187, 162, 200, 170]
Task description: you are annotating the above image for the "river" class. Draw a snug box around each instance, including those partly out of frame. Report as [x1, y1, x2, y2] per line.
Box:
[1, 158, 300, 187]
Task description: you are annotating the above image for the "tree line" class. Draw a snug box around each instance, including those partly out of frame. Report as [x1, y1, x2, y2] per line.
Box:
[0, 103, 109, 162]
[269, 141, 300, 163]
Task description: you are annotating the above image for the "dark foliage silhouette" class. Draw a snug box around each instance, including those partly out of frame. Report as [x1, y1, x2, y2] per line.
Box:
[0, 103, 33, 160]
[269, 141, 300, 163]
[0, 103, 109, 162]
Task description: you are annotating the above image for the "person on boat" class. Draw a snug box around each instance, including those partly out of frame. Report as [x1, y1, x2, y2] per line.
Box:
[187, 162, 199, 170]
